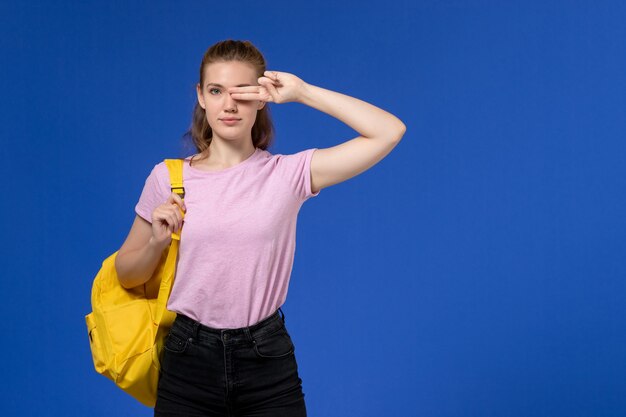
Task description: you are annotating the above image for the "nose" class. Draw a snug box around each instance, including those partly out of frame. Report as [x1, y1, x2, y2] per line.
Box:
[224, 92, 238, 113]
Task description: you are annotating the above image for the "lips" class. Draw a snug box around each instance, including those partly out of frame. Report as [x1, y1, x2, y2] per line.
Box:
[220, 118, 241, 126]
[220, 118, 241, 121]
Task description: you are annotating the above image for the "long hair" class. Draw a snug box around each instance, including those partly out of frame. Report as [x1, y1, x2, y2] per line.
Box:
[183, 39, 274, 158]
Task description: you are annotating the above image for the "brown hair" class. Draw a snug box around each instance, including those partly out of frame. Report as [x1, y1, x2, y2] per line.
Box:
[183, 39, 274, 160]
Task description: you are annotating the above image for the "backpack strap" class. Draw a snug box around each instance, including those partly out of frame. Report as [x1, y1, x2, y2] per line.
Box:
[164, 159, 185, 241]
[153, 158, 185, 326]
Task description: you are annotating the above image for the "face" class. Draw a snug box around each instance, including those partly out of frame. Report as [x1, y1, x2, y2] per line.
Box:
[196, 60, 265, 143]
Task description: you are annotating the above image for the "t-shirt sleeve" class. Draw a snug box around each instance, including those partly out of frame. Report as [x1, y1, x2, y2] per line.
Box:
[134, 162, 171, 223]
[277, 148, 321, 202]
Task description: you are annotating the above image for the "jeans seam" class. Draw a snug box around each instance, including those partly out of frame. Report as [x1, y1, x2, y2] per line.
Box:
[254, 322, 287, 342]
[163, 332, 189, 354]
[251, 331, 295, 358]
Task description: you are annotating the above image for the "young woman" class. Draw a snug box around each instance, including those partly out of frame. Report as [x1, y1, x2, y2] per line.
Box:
[114, 39, 405, 416]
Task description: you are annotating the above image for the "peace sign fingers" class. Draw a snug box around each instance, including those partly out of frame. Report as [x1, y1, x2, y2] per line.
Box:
[228, 86, 272, 102]
[227, 71, 304, 104]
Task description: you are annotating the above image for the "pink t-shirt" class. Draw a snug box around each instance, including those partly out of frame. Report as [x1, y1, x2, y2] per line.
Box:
[134, 147, 320, 329]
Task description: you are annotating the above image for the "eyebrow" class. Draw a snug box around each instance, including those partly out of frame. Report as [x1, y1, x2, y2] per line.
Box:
[206, 83, 253, 88]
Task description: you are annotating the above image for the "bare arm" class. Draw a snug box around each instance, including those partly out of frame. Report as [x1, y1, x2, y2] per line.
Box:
[115, 192, 185, 289]
[229, 71, 406, 193]
[114, 215, 170, 289]
[296, 83, 406, 193]
[298, 82, 406, 142]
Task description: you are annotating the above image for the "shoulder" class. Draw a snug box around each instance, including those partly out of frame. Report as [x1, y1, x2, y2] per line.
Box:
[259, 147, 316, 166]
[151, 157, 190, 175]
[257, 148, 319, 200]
[148, 160, 170, 179]
[140, 159, 173, 192]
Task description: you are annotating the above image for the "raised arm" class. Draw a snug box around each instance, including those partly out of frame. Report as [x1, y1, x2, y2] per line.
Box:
[296, 82, 406, 193]
[229, 70, 407, 193]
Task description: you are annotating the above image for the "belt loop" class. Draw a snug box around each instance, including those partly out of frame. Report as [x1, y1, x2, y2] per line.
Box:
[278, 307, 285, 323]
[243, 326, 253, 342]
[192, 319, 200, 340]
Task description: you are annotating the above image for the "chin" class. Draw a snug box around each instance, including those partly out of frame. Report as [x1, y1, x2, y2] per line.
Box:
[216, 132, 247, 141]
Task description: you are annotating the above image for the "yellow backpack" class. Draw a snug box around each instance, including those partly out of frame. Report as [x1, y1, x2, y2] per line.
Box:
[85, 158, 185, 407]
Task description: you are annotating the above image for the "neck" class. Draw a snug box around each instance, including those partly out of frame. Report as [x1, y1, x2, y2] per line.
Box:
[193, 139, 256, 168]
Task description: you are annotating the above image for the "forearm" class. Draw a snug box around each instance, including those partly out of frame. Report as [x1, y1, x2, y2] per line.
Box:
[114, 237, 169, 289]
[298, 83, 406, 141]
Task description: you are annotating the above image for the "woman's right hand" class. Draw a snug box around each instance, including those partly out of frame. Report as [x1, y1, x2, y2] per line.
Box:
[150, 192, 186, 247]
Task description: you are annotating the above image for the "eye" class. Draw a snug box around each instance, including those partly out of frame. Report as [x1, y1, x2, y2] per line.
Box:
[209, 88, 221, 95]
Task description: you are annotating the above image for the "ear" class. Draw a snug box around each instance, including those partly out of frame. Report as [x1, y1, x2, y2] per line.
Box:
[196, 83, 206, 110]
[257, 101, 266, 111]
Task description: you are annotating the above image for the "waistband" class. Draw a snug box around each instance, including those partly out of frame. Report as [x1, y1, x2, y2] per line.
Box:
[172, 308, 286, 343]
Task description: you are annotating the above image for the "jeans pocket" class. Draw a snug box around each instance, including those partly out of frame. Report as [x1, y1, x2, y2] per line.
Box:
[252, 326, 295, 359]
[163, 330, 189, 354]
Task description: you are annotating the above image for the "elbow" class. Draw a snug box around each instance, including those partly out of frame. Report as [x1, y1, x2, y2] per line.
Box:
[117, 276, 138, 290]
[390, 119, 406, 142]
[118, 277, 135, 290]
[114, 253, 135, 289]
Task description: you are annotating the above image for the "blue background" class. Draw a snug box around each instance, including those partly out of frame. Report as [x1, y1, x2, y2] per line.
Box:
[1, 1, 625, 416]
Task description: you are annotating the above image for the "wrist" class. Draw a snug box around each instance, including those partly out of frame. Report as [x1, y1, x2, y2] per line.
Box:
[297, 81, 316, 105]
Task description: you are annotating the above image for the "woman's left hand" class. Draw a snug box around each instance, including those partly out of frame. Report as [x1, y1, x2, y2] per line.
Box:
[228, 71, 308, 104]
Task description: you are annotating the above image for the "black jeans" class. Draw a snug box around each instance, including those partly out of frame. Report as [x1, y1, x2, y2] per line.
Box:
[154, 308, 307, 416]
